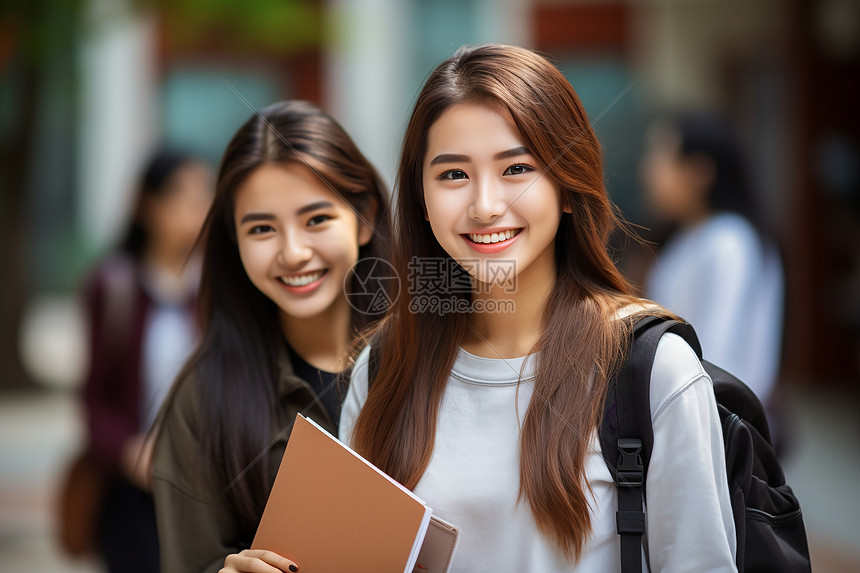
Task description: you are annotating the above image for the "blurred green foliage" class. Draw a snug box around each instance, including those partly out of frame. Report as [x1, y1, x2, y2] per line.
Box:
[157, 0, 323, 54]
[1, 0, 322, 63]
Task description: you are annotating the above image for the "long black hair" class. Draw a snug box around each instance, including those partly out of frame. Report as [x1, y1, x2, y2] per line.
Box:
[165, 100, 391, 532]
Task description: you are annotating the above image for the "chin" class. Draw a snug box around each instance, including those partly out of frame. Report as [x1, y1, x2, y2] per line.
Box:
[273, 294, 324, 319]
[280, 306, 326, 322]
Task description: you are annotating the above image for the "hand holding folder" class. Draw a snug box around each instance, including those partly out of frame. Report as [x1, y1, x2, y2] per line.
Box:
[252, 414, 459, 573]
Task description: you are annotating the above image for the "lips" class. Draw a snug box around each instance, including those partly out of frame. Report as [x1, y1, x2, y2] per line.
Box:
[461, 228, 523, 254]
[278, 269, 327, 287]
[463, 228, 522, 244]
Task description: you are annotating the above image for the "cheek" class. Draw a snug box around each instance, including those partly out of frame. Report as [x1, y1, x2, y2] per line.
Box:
[318, 226, 361, 266]
[144, 203, 171, 235]
[421, 179, 434, 221]
[649, 158, 684, 199]
[188, 198, 211, 230]
[175, 207, 206, 239]
[655, 177, 691, 217]
[530, 181, 564, 223]
[423, 197, 455, 249]
[237, 240, 273, 283]
[424, 188, 463, 230]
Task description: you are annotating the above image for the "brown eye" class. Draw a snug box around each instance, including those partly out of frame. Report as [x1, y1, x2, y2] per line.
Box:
[440, 169, 468, 180]
[504, 164, 532, 176]
[308, 214, 332, 227]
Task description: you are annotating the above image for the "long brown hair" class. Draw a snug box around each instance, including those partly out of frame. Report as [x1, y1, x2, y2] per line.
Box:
[160, 100, 391, 533]
[351, 44, 659, 561]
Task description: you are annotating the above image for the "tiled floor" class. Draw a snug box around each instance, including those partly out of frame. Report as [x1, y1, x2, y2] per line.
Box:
[0, 390, 101, 572]
[0, 384, 858, 572]
[781, 386, 860, 572]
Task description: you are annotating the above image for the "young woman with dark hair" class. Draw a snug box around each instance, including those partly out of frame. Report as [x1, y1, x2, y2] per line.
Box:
[82, 149, 212, 573]
[150, 100, 392, 573]
[642, 112, 785, 406]
[340, 44, 736, 571]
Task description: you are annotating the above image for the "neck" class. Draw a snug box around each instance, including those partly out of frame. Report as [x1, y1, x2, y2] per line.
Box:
[141, 244, 196, 302]
[461, 246, 556, 359]
[280, 297, 352, 373]
[680, 203, 713, 231]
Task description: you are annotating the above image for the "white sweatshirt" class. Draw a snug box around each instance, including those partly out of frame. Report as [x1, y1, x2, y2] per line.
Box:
[340, 333, 737, 573]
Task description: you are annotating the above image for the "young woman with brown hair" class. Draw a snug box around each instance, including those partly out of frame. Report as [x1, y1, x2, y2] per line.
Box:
[340, 44, 736, 571]
[151, 100, 392, 573]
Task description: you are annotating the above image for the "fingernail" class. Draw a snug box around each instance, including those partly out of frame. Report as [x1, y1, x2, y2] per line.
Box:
[289, 566, 298, 572]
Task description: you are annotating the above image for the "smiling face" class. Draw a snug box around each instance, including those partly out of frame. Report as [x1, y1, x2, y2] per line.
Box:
[234, 162, 373, 322]
[422, 100, 565, 287]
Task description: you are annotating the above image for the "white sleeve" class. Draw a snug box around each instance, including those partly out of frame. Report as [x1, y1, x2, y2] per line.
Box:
[645, 333, 737, 572]
[692, 219, 759, 384]
[338, 345, 371, 447]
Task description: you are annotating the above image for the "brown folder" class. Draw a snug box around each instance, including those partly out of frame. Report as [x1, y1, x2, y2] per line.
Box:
[252, 414, 458, 573]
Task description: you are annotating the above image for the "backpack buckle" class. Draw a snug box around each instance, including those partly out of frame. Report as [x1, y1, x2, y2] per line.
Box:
[616, 438, 644, 487]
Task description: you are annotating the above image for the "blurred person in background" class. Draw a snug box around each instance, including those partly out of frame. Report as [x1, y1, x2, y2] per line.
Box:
[82, 149, 213, 573]
[641, 112, 785, 420]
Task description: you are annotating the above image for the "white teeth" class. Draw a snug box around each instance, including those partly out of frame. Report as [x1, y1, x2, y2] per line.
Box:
[468, 229, 520, 244]
[279, 271, 323, 287]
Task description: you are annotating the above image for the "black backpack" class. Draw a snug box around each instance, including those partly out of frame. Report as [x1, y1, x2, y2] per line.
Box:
[600, 316, 810, 572]
[365, 316, 811, 572]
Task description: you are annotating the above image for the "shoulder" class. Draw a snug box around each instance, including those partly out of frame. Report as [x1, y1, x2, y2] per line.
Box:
[350, 345, 372, 398]
[339, 345, 372, 445]
[700, 213, 760, 259]
[706, 212, 757, 236]
[649, 332, 711, 421]
[90, 254, 138, 286]
[612, 304, 713, 419]
[610, 304, 712, 420]
[614, 300, 658, 320]
[83, 254, 141, 304]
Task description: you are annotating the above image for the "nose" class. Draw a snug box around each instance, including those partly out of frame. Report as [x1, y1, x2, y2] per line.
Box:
[278, 227, 313, 268]
[468, 176, 507, 224]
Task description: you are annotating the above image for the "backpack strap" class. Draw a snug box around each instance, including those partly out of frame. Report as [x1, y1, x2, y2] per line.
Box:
[600, 316, 703, 573]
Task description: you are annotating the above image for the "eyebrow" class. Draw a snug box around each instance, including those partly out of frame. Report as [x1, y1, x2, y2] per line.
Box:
[239, 212, 275, 224]
[429, 153, 469, 167]
[296, 200, 334, 216]
[428, 146, 532, 166]
[494, 146, 531, 161]
[238, 201, 334, 225]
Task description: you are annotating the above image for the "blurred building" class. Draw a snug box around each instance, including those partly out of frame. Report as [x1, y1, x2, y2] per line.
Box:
[2, 2, 860, 571]
[3, 0, 859, 392]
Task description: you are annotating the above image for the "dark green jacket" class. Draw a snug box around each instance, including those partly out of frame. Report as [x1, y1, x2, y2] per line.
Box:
[151, 343, 337, 573]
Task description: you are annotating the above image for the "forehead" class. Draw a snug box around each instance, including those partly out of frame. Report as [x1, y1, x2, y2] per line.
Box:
[425, 100, 524, 160]
[234, 162, 347, 212]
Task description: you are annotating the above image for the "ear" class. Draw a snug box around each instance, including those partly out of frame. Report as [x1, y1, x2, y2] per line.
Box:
[357, 195, 378, 247]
